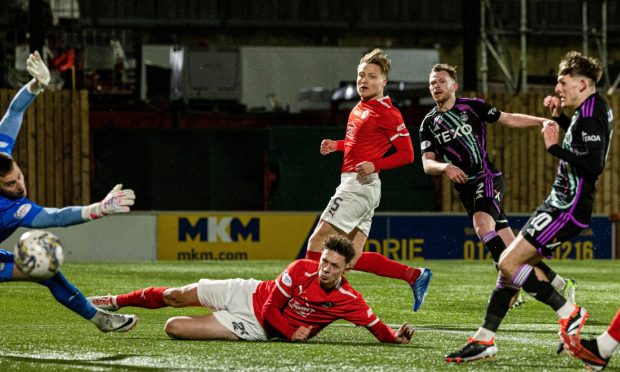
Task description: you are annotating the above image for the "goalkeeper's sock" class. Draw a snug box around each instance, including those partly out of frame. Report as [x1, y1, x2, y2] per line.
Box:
[305, 250, 321, 261]
[116, 287, 168, 309]
[353, 252, 420, 284]
[40, 272, 98, 320]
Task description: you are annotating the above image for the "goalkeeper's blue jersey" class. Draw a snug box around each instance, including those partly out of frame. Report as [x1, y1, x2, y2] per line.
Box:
[0, 196, 42, 243]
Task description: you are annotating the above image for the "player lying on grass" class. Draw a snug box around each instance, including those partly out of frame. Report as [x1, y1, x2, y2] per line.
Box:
[0, 51, 137, 333]
[89, 235, 414, 343]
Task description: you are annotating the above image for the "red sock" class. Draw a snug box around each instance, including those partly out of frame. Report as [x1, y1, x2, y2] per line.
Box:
[608, 309, 620, 342]
[116, 287, 169, 309]
[353, 252, 420, 285]
[305, 250, 321, 261]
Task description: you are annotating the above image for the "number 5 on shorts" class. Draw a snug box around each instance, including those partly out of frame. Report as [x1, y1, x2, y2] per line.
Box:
[328, 197, 343, 217]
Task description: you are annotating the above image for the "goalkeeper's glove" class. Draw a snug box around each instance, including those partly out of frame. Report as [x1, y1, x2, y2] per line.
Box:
[82, 184, 136, 221]
[26, 51, 50, 94]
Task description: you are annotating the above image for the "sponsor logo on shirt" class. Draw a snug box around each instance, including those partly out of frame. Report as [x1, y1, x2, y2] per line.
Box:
[282, 271, 292, 286]
[0, 141, 8, 149]
[582, 131, 601, 142]
[346, 122, 356, 139]
[434, 124, 473, 144]
[14, 204, 32, 220]
[420, 140, 431, 151]
[289, 299, 315, 318]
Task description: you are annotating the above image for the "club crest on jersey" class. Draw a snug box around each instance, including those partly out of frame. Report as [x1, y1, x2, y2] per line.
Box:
[582, 131, 601, 142]
[14, 204, 32, 219]
[459, 112, 469, 122]
[282, 271, 292, 286]
[361, 110, 370, 119]
[432, 116, 443, 130]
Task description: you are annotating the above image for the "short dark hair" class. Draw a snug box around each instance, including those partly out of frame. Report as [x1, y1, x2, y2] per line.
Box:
[431, 63, 458, 82]
[0, 153, 15, 177]
[558, 51, 603, 85]
[360, 48, 391, 78]
[322, 235, 356, 264]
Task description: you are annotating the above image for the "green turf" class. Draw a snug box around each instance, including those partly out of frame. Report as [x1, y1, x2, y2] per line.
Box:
[0, 260, 618, 371]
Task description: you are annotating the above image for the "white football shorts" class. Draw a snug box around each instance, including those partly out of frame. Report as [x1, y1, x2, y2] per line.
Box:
[197, 278, 268, 341]
[319, 172, 381, 236]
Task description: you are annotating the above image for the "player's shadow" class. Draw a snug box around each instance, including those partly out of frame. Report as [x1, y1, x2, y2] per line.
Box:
[0, 354, 173, 370]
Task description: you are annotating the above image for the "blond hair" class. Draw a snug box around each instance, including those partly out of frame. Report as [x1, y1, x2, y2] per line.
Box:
[360, 48, 391, 78]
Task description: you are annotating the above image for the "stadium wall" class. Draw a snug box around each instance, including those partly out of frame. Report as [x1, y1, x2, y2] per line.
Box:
[3, 212, 614, 262]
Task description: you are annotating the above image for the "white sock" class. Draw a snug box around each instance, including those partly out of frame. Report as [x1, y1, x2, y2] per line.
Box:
[555, 302, 575, 319]
[550, 276, 566, 292]
[473, 327, 495, 342]
[597, 331, 619, 359]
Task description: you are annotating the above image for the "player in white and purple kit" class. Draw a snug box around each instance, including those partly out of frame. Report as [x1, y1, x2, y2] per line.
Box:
[0, 51, 137, 333]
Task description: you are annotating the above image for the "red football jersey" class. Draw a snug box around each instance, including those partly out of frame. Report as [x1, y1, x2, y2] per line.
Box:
[254, 259, 397, 342]
[340, 96, 410, 173]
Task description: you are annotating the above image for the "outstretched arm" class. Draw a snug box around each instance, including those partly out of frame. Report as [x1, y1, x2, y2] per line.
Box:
[0, 51, 51, 154]
[497, 112, 546, 128]
[24, 184, 135, 228]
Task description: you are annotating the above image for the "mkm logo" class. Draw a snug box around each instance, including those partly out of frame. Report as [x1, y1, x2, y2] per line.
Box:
[178, 217, 259, 242]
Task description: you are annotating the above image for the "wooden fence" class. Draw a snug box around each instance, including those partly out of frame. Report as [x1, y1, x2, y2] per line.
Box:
[440, 92, 620, 215]
[0, 89, 90, 207]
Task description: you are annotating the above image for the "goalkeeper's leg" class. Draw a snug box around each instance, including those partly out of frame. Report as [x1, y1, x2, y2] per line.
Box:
[40, 271, 137, 332]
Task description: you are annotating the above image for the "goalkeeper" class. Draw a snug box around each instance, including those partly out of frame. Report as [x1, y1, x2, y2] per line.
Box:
[0, 51, 137, 333]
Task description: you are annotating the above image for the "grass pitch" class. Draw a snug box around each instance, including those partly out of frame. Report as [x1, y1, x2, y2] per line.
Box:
[0, 259, 618, 371]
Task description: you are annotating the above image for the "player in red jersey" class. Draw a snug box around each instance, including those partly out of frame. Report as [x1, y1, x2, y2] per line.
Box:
[306, 48, 431, 312]
[87, 235, 414, 343]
